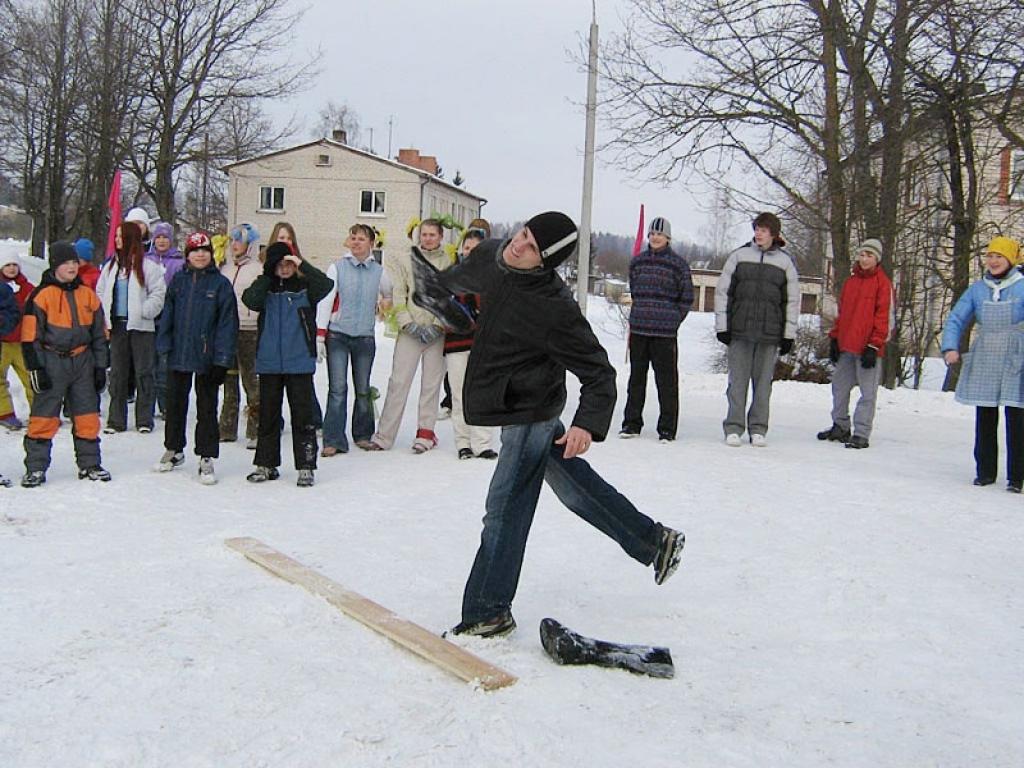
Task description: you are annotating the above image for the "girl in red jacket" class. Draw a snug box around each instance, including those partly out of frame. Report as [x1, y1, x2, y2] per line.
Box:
[0, 254, 35, 430]
[817, 239, 893, 449]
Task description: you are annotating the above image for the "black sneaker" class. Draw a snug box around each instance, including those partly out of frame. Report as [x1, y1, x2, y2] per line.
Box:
[444, 610, 517, 639]
[658, 434, 674, 443]
[973, 477, 996, 486]
[1008, 480, 1022, 494]
[21, 470, 46, 488]
[817, 424, 851, 442]
[78, 466, 112, 482]
[458, 448, 474, 460]
[246, 466, 280, 483]
[653, 525, 686, 585]
[845, 435, 869, 449]
[476, 449, 498, 460]
[618, 429, 640, 439]
[296, 469, 315, 488]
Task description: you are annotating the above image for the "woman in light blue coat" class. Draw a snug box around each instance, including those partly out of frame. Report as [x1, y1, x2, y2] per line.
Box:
[941, 236, 1024, 492]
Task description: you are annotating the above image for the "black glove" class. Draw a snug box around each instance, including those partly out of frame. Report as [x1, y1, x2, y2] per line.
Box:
[29, 368, 52, 394]
[779, 338, 794, 356]
[861, 346, 878, 369]
[716, 331, 731, 346]
[207, 365, 228, 386]
[94, 367, 107, 393]
[828, 337, 840, 363]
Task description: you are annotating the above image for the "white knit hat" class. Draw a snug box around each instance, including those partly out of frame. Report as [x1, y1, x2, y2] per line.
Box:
[648, 217, 672, 240]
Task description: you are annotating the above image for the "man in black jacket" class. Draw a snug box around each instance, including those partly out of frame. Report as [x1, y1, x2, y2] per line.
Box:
[411, 211, 686, 638]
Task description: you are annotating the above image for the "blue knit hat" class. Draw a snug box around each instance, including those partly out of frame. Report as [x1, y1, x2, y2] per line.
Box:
[230, 222, 259, 244]
[73, 238, 95, 263]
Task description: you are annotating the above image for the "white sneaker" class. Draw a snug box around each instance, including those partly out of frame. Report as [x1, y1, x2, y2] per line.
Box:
[725, 433, 742, 447]
[155, 450, 185, 472]
[198, 457, 217, 485]
[750, 433, 768, 448]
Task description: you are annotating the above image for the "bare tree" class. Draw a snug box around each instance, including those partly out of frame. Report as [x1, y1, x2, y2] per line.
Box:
[311, 100, 361, 145]
[129, 0, 318, 223]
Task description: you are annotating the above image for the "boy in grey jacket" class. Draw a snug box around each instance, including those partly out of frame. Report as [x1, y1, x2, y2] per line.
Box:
[714, 212, 799, 446]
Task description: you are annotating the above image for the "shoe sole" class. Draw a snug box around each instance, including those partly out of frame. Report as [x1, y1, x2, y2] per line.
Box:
[619, 432, 640, 439]
[655, 532, 686, 585]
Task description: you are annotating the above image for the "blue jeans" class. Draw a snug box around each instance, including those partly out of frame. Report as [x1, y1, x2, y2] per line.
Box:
[322, 331, 376, 451]
[461, 417, 661, 623]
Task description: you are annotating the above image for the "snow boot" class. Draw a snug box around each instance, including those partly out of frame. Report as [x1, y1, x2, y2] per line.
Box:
[458, 448, 474, 460]
[296, 469, 315, 488]
[246, 466, 280, 483]
[78, 466, 111, 482]
[0, 414, 24, 431]
[21, 470, 46, 488]
[817, 423, 851, 442]
[845, 435, 869, 449]
[653, 525, 686, 585]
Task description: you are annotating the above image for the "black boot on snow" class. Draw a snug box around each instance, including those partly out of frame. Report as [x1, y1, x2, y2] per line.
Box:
[817, 423, 851, 442]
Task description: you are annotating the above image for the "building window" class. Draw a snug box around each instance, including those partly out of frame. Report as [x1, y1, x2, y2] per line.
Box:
[1011, 151, 1024, 201]
[316, 154, 331, 167]
[259, 186, 284, 211]
[360, 190, 386, 215]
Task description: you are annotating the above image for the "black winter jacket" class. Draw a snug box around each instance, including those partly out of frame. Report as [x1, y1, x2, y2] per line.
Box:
[416, 238, 617, 440]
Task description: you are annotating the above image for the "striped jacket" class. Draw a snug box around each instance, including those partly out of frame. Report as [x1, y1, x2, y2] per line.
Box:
[627, 245, 694, 337]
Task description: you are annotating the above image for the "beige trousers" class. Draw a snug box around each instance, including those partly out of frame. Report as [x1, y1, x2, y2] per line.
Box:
[372, 331, 445, 449]
[446, 350, 492, 453]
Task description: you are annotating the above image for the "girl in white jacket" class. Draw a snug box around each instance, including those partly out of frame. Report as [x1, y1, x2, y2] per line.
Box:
[96, 221, 166, 432]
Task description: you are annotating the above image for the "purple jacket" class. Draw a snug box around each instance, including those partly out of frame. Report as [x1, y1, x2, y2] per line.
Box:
[149, 247, 185, 286]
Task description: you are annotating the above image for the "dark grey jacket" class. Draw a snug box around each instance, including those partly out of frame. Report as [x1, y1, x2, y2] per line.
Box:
[714, 241, 800, 343]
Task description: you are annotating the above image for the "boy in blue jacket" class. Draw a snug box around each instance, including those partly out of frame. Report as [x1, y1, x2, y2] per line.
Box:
[242, 241, 333, 487]
[155, 232, 238, 484]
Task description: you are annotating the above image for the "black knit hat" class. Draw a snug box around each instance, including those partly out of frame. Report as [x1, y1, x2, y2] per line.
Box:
[264, 241, 294, 276]
[525, 211, 578, 270]
[48, 240, 79, 270]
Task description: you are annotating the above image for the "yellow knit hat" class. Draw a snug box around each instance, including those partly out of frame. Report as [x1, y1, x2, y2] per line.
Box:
[987, 236, 1021, 266]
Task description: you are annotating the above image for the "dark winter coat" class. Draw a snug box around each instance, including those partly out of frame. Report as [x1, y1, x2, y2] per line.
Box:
[829, 264, 893, 355]
[21, 270, 108, 370]
[420, 238, 617, 440]
[627, 245, 694, 337]
[715, 240, 800, 343]
[0, 276, 28, 341]
[242, 259, 333, 375]
[157, 262, 238, 373]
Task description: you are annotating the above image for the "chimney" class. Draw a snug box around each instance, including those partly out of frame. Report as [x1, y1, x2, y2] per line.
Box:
[331, 129, 347, 145]
[397, 148, 440, 175]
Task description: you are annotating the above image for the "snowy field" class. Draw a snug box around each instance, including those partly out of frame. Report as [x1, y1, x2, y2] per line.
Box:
[2, 248, 1022, 767]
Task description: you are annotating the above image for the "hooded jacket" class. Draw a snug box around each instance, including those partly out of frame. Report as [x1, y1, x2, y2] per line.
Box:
[96, 257, 167, 332]
[221, 251, 262, 331]
[1, 270, 34, 343]
[414, 238, 616, 440]
[715, 239, 800, 343]
[21, 270, 108, 370]
[242, 255, 333, 375]
[157, 262, 238, 373]
[151, 246, 185, 286]
[829, 263, 893, 355]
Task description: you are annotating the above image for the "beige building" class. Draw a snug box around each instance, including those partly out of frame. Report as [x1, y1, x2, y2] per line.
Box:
[224, 137, 486, 268]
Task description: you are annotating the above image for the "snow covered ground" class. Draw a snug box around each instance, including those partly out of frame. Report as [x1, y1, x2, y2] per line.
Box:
[2, 275, 1022, 766]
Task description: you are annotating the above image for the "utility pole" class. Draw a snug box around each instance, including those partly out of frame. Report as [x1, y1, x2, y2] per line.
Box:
[577, 1, 598, 312]
[369, 127, 374, 154]
[387, 116, 394, 159]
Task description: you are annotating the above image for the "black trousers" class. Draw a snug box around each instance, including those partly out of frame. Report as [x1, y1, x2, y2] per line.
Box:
[975, 406, 1024, 484]
[255, 373, 318, 470]
[108, 321, 156, 430]
[622, 333, 679, 438]
[164, 370, 221, 458]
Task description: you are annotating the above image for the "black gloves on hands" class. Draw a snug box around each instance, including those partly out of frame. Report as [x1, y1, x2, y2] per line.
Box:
[716, 331, 731, 346]
[828, 338, 840, 363]
[861, 346, 878, 369]
[29, 369, 52, 394]
[94, 367, 106, 393]
[207, 365, 228, 386]
[779, 338, 794, 356]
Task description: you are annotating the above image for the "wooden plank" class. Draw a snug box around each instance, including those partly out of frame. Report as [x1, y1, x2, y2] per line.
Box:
[225, 537, 517, 691]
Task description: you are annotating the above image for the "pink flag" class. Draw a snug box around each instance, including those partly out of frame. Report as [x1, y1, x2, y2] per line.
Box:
[105, 170, 122, 259]
[632, 203, 645, 257]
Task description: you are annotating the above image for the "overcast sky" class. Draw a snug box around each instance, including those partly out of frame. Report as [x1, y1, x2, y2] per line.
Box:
[266, 0, 743, 244]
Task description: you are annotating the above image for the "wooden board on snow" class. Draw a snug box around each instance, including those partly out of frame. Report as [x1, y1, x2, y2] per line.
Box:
[225, 536, 517, 691]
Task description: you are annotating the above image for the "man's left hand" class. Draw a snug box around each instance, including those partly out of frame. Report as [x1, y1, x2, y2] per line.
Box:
[555, 426, 593, 459]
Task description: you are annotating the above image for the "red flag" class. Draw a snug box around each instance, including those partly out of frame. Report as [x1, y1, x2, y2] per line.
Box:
[632, 203, 645, 257]
[105, 170, 122, 260]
